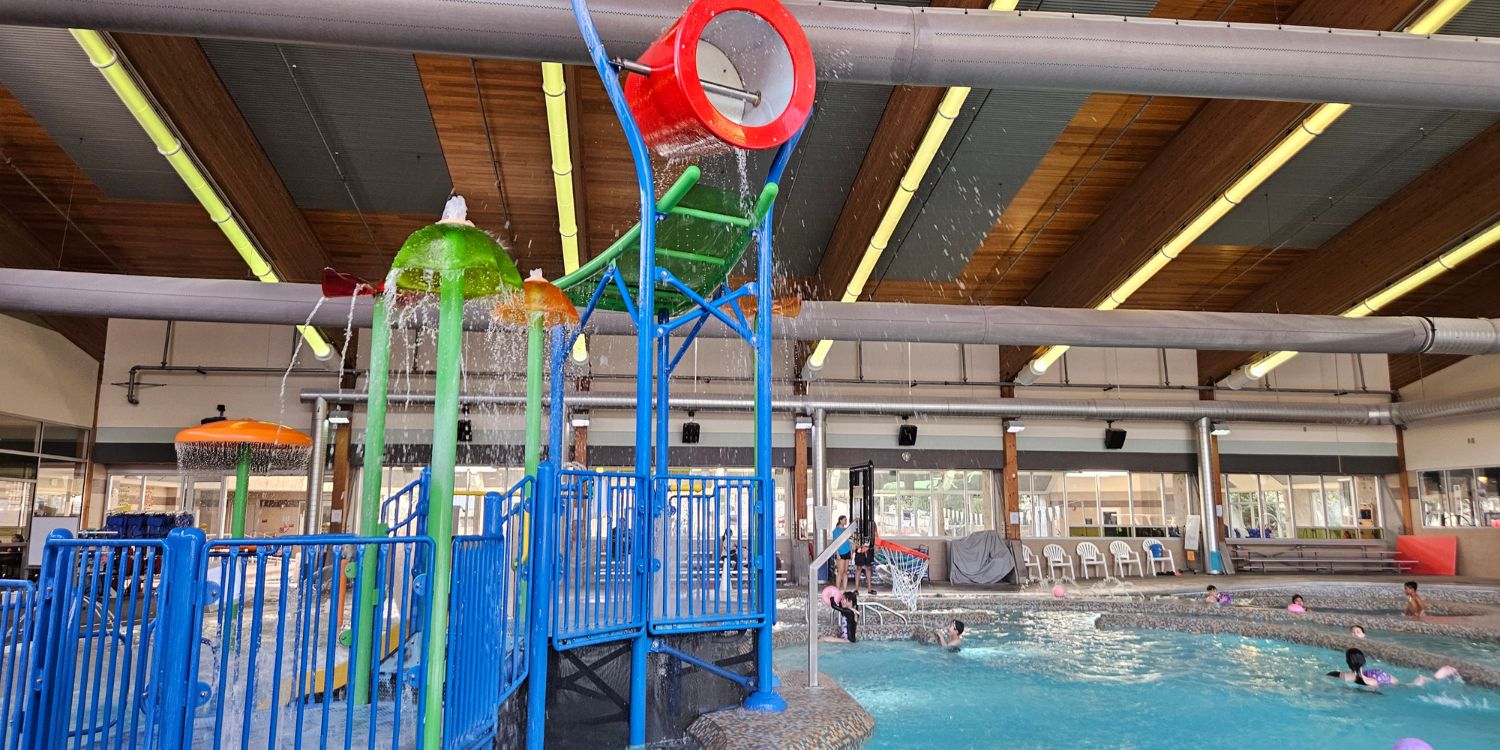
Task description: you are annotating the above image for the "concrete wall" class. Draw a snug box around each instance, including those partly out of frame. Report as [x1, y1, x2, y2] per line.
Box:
[0, 314, 98, 427]
[1399, 354, 1500, 471]
[1414, 522, 1500, 580]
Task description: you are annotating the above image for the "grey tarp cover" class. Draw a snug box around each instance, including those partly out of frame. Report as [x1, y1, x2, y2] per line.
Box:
[947, 531, 1015, 585]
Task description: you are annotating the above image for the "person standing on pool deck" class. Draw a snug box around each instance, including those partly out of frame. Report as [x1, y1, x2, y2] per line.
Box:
[1404, 581, 1426, 618]
[853, 517, 879, 595]
[833, 515, 852, 591]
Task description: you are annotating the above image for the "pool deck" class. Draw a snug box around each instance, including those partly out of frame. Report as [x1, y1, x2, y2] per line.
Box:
[687, 671, 872, 750]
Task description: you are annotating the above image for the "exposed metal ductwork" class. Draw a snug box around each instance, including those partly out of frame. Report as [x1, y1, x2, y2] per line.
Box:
[6, 269, 1500, 357]
[297, 388, 1500, 427]
[5, 1, 1500, 110]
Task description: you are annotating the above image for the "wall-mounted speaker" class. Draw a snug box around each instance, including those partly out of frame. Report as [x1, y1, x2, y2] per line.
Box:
[897, 424, 918, 446]
[1103, 427, 1127, 450]
[682, 422, 701, 444]
[457, 419, 473, 443]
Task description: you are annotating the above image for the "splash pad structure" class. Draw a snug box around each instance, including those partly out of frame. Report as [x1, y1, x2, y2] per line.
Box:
[0, 1, 812, 749]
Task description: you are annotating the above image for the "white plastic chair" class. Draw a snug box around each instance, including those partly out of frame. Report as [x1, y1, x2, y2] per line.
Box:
[1110, 540, 1144, 577]
[1140, 538, 1176, 575]
[1041, 543, 1075, 582]
[1022, 545, 1043, 584]
[1076, 541, 1106, 579]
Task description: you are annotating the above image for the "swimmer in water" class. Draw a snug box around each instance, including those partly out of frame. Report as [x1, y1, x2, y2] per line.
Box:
[1288, 594, 1307, 613]
[935, 619, 965, 651]
[1329, 647, 1460, 688]
[1404, 581, 1426, 618]
[1205, 585, 1219, 604]
[1328, 648, 1380, 689]
[1350, 624, 1367, 639]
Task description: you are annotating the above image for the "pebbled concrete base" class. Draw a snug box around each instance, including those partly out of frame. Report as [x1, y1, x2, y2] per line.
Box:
[687, 671, 873, 750]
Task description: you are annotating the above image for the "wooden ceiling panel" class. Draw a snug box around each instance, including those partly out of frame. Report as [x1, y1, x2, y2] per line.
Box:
[114, 33, 333, 283]
[304, 209, 432, 281]
[1128, 245, 1310, 311]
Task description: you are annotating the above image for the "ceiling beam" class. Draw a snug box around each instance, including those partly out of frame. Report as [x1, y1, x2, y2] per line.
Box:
[112, 33, 332, 283]
[808, 0, 988, 302]
[1196, 119, 1500, 384]
[994, 0, 1430, 379]
[0, 202, 107, 357]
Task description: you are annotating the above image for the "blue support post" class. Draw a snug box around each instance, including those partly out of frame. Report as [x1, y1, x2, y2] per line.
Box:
[525, 461, 559, 750]
[159, 528, 206, 750]
[742, 209, 785, 713]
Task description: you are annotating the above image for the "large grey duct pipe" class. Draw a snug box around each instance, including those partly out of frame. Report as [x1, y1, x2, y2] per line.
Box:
[6, 269, 1500, 357]
[295, 388, 1500, 427]
[5, 1, 1500, 110]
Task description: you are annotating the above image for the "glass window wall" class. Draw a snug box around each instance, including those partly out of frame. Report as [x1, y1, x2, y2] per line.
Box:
[1417, 467, 1500, 528]
[1018, 470, 1187, 538]
[827, 468, 993, 538]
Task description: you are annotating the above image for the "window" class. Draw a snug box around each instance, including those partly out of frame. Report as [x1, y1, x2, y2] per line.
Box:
[1290, 475, 1325, 535]
[828, 468, 993, 538]
[1222, 474, 1293, 540]
[1416, 467, 1495, 528]
[1020, 471, 1065, 537]
[1018, 470, 1189, 538]
[0, 414, 89, 534]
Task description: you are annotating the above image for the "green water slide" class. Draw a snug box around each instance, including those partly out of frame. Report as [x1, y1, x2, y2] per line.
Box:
[556, 165, 779, 308]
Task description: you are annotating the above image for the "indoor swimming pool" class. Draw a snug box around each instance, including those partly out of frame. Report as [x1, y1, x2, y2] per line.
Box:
[777, 611, 1500, 749]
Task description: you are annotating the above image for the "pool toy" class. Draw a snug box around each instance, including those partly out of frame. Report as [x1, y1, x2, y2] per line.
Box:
[1217, 593, 1232, 604]
[1052, 585, 1068, 598]
[822, 585, 841, 607]
[1393, 740, 1433, 750]
[1287, 603, 1306, 613]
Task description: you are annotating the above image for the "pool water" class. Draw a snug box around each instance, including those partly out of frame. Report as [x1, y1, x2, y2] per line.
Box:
[776, 611, 1500, 749]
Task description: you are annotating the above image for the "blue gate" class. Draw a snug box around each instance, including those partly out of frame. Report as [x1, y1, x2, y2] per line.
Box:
[27, 534, 174, 750]
[550, 469, 644, 650]
[191, 535, 431, 750]
[443, 478, 533, 750]
[0, 580, 36, 750]
[651, 476, 765, 633]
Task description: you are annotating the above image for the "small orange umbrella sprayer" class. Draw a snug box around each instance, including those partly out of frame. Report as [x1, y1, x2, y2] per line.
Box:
[175, 407, 312, 537]
[495, 269, 580, 481]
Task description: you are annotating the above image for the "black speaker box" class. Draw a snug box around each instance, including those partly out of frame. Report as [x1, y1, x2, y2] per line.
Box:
[1103, 427, 1127, 450]
[897, 424, 918, 446]
[682, 422, 701, 444]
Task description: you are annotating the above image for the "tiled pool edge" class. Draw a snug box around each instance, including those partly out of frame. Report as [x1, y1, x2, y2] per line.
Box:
[687, 671, 874, 750]
[1094, 612, 1500, 689]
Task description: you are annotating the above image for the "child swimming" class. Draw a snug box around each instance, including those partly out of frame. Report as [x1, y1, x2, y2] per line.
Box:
[1287, 594, 1307, 613]
[934, 619, 965, 651]
[821, 590, 860, 643]
[1327, 647, 1460, 688]
[1404, 581, 1426, 618]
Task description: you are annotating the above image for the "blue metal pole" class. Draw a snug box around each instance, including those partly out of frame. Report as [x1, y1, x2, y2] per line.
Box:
[160, 528, 206, 750]
[564, 1, 658, 743]
[524, 461, 559, 750]
[742, 205, 785, 713]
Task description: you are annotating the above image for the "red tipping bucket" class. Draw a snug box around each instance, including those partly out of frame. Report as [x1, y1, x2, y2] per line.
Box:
[624, 0, 815, 158]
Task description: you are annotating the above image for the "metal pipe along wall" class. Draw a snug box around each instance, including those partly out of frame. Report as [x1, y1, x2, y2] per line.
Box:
[4, 1, 1500, 110]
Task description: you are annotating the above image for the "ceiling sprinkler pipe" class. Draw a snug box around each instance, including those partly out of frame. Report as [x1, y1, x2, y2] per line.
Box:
[5, 1, 1500, 111]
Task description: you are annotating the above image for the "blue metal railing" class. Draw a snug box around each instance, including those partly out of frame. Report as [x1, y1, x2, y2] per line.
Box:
[651, 475, 764, 632]
[191, 535, 433, 750]
[0, 580, 35, 750]
[27, 533, 170, 750]
[551, 470, 644, 650]
[382, 468, 431, 538]
[444, 479, 533, 750]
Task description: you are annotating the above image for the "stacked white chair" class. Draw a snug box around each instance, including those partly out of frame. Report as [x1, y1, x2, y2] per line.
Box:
[1140, 537, 1176, 575]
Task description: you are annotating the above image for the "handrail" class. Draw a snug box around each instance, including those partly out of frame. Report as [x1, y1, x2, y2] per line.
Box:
[806, 525, 856, 689]
[553, 166, 702, 291]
